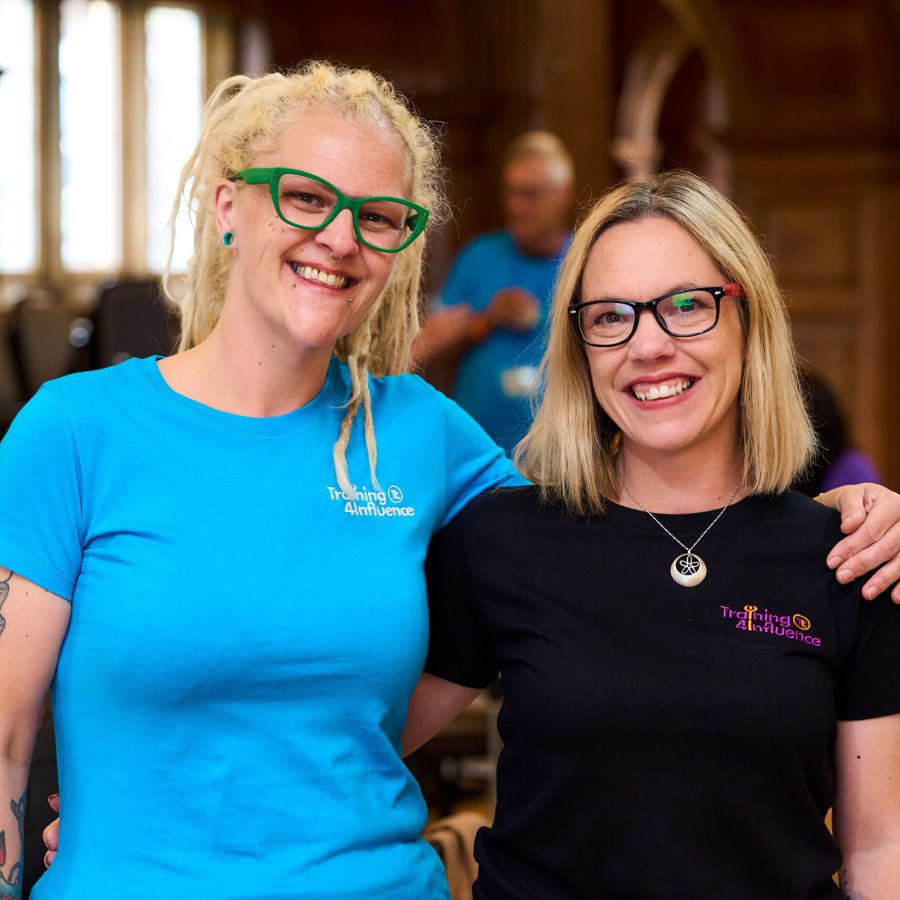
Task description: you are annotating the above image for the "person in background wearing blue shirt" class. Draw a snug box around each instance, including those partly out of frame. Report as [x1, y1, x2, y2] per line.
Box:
[416, 132, 574, 454]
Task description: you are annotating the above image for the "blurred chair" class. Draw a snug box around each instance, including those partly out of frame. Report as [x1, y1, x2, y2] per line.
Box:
[0, 313, 25, 434]
[424, 810, 488, 900]
[92, 279, 178, 368]
[7, 293, 80, 399]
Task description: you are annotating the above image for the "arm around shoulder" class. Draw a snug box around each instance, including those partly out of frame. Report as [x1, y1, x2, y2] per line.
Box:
[816, 483, 900, 603]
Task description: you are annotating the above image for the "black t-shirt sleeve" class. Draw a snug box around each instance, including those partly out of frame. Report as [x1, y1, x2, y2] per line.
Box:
[836, 591, 900, 720]
[425, 508, 498, 689]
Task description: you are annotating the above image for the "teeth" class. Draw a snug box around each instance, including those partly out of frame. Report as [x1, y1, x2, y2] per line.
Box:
[632, 379, 693, 401]
[290, 263, 349, 290]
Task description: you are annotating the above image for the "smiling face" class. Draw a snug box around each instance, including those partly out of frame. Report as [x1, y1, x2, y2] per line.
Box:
[581, 215, 745, 470]
[214, 108, 411, 359]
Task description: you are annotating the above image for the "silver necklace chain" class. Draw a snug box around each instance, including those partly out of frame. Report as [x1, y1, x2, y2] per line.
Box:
[620, 482, 741, 555]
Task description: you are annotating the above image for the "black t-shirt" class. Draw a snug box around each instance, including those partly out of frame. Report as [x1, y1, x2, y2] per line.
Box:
[425, 487, 900, 899]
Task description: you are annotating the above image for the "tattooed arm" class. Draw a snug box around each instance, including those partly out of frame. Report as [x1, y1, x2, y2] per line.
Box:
[834, 714, 900, 898]
[0, 570, 70, 897]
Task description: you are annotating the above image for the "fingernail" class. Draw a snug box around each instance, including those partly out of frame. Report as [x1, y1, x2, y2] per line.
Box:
[44, 850, 51, 868]
[837, 568, 853, 584]
[48, 793, 58, 803]
[864, 586, 880, 601]
[827, 556, 842, 570]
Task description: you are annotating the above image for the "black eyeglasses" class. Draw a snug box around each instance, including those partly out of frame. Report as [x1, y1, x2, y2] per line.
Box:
[569, 283, 744, 348]
[231, 167, 429, 253]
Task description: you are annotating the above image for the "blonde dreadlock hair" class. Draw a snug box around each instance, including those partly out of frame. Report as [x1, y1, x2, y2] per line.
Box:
[162, 61, 444, 495]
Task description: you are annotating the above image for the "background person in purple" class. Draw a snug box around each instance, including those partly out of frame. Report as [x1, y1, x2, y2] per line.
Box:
[793, 370, 883, 496]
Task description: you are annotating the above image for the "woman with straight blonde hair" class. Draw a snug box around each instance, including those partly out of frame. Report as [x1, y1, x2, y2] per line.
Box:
[518, 169, 814, 511]
[414, 171, 900, 898]
[0, 61, 526, 899]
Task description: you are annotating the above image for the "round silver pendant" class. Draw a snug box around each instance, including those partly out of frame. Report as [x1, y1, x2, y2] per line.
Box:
[671, 553, 707, 587]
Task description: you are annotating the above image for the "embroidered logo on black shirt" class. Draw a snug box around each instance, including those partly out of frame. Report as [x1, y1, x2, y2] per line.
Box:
[720, 604, 822, 647]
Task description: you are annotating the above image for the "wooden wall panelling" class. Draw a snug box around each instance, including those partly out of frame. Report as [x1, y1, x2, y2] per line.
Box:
[529, 0, 616, 201]
[722, 1, 880, 142]
[760, 198, 857, 293]
[730, 151, 899, 486]
[711, 0, 900, 485]
[859, 172, 900, 487]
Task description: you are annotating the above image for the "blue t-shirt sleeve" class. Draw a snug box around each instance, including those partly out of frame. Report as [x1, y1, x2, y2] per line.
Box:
[0, 387, 83, 600]
[438, 395, 526, 530]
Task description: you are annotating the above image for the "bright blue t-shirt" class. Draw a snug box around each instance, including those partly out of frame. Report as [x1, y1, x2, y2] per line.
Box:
[439, 231, 568, 454]
[0, 356, 521, 900]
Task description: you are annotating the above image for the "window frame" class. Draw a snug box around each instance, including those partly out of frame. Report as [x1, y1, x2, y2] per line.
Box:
[2, 0, 239, 296]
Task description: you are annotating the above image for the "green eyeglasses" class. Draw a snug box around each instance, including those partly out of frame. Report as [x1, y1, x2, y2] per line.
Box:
[231, 167, 429, 253]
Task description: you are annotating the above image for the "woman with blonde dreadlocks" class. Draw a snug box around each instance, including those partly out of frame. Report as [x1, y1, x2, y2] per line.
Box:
[0, 63, 518, 899]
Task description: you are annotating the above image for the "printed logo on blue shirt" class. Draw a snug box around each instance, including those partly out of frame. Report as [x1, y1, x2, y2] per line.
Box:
[326, 484, 416, 518]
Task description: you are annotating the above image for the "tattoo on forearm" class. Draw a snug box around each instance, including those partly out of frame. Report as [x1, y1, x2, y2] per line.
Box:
[0, 572, 12, 637]
[0, 793, 25, 899]
[840, 868, 870, 900]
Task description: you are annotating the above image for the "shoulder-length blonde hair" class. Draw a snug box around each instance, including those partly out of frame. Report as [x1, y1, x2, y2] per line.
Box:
[516, 169, 815, 515]
[163, 61, 445, 495]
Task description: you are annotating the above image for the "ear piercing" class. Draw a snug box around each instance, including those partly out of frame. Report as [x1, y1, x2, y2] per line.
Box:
[223, 231, 235, 247]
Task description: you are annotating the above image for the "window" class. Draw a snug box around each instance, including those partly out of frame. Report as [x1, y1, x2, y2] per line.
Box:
[59, 0, 121, 271]
[145, 6, 202, 272]
[0, 0, 37, 271]
[0, 2, 246, 281]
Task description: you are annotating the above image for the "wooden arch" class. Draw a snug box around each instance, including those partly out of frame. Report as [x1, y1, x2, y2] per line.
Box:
[612, 0, 746, 182]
